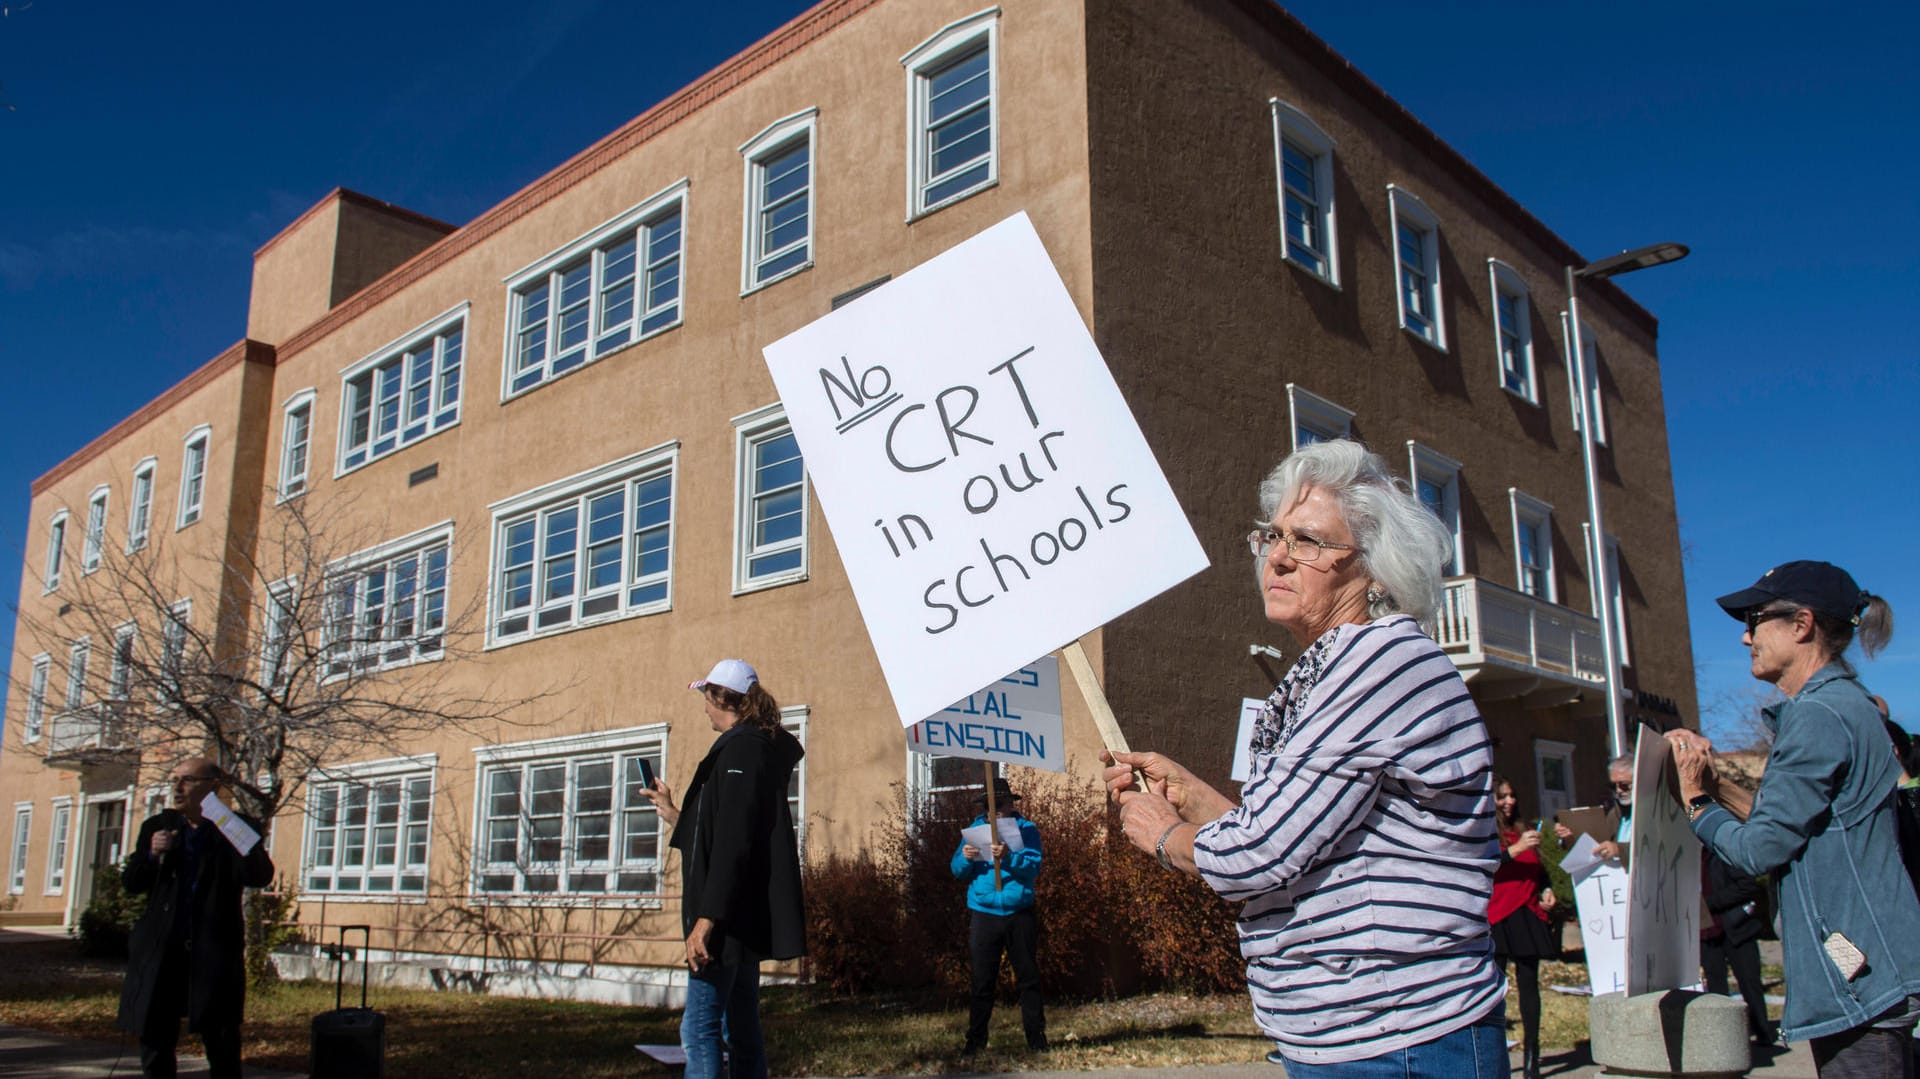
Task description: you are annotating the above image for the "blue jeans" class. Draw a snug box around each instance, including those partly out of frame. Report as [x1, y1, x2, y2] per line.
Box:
[1275, 1008, 1508, 1079]
[681, 962, 766, 1079]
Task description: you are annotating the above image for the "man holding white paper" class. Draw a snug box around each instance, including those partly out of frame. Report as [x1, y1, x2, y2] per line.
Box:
[950, 777, 1046, 1056]
[118, 757, 275, 1079]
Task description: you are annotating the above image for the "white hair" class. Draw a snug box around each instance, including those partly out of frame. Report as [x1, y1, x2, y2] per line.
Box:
[1256, 439, 1454, 634]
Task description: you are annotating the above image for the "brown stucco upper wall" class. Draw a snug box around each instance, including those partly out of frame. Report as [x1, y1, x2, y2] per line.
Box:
[328, 195, 460, 310]
[1080, 0, 1694, 779]
[248, 197, 346, 345]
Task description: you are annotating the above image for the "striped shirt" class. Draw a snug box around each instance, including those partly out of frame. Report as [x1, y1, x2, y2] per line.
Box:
[1193, 615, 1504, 1064]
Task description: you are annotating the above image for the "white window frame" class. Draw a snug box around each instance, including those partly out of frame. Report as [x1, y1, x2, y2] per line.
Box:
[1509, 489, 1555, 603]
[471, 726, 669, 901]
[1270, 99, 1339, 286]
[127, 457, 156, 553]
[732, 404, 809, 594]
[1584, 525, 1630, 667]
[1387, 185, 1446, 349]
[178, 425, 210, 529]
[501, 181, 688, 400]
[261, 577, 297, 693]
[1562, 313, 1609, 446]
[44, 798, 72, 895]
[109, 622, 136, 701]
[302, 755, 437, 898]
[43, 510, 68, 593]
[279, 389, 315, 500]
[486, 443, 680, 648]
[1286, 384, 1354, 449]
[336, 307, 466, 475]
[64, 637, 91, 712]
[907, 750, 1004, 827]
[8, 805, 29, 894]
[782, 707, 810, 857]
[902, 7, 1000, 220]
[1407, 442, 1463, 576]
[82, 486, 109, 574]
[1488, 259, 1536, 403]
[740, 109, 818, 294]
[24, 654, 50, 742]
[323, 522, 452, 679]
[1533, 738, 1577, 819]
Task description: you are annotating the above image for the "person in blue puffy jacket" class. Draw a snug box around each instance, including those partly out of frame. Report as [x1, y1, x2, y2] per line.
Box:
[951, 777, 1045, 1055]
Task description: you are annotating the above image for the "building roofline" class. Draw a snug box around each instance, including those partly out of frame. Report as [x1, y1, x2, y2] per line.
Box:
[252, 188, 459, 262]
[276, 0, 878, 362]
[1240, 0, 1659, 337]
[30, 340, 276, 497]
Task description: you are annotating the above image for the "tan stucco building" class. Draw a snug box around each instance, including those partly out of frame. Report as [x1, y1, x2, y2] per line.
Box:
[4, 0, 1695, 1001]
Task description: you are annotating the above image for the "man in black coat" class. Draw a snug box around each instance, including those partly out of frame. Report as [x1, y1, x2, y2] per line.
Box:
[1702, 849, 1776, 1047]
[118, 757, 275, 1079]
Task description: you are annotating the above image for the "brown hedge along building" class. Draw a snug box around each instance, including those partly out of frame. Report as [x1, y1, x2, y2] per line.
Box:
[2, 0, 1695, 1001]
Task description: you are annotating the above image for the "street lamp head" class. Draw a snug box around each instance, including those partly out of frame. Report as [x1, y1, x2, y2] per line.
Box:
[1576, 242, 1690, 280]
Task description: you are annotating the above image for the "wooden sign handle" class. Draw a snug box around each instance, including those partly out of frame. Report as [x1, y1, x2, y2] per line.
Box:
[1062, 639, 1143, 790]
[984, 761, 1002, 890]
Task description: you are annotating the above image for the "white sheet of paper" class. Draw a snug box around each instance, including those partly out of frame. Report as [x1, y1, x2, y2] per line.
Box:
[1559, 832, 1604, 880]
[635, 1045, 686, 1065]
[762, 212, 1209, 727]
[995, 816, 1025, 852]
[198, 792, 260, 856]
[960, 823, 994, 857]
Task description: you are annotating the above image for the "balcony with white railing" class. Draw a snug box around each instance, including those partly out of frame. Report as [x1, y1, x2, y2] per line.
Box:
[45, 702, 137, 769]
[1435, 576, 1608, 703]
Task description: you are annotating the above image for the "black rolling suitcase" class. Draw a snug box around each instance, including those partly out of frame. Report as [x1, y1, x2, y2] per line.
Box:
[310, 924, 386, 1078]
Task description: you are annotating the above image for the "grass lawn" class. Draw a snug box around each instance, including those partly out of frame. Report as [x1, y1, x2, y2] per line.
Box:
[0, 940, 1776, 1076]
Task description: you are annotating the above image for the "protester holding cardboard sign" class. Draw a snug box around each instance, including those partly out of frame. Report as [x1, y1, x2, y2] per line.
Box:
[1104, 441, 1505, 1074]
[951, 777, 1046, 1056]
[1672, 562, 1920, 1074]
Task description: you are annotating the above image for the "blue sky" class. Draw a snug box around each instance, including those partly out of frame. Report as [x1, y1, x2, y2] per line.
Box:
[2, 1, 1914, 742]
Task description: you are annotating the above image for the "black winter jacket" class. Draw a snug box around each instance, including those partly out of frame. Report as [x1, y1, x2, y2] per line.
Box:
[669, 723, 807, 966]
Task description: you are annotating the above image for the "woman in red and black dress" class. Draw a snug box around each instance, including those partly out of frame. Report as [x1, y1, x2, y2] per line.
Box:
[1490, 775, 1558, 1079]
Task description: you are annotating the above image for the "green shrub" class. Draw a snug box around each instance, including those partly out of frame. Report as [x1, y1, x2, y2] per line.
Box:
[246, 879, 305, 988]
[73, 869, 147, 959]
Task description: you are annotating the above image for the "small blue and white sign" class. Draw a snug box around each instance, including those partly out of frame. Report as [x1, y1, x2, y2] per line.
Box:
[908, 656, 1065, 773]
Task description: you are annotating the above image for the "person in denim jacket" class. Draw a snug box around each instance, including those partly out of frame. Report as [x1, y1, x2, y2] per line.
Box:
[951, 778, 1045, 1056]
[1669, 561, 1918, 1077]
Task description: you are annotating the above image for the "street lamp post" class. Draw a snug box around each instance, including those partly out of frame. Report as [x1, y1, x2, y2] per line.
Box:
[1565, 242, 1689, 759]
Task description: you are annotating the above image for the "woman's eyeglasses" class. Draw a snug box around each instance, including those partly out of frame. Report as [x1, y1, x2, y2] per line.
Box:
[1247, 528, 1360, 563]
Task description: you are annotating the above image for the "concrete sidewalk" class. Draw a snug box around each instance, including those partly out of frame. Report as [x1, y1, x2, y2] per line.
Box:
[0, 1023, 305, 1078]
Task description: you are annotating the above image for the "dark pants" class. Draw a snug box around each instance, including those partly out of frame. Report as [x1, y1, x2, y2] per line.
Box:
[1701, 932, 1771, 1043]
[139, 946, 242, 1079]
[968, 909, 1045, 1050]
[1808, 996, 1918, 1079]
[1505, 956, 1541, 1053]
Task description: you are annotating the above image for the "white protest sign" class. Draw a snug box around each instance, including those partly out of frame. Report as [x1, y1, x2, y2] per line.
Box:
[1230, 698, 1265, 784]
[199, 792, 261, 856]
[1624, 732, 1701, 996]
[1571, 847, 1630, 996]
[762, 213, 1209, 727]
[908, 656, 1066, 773]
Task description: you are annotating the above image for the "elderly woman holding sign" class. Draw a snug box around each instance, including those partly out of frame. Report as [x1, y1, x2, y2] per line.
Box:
[1105, 440, 1505, 1076]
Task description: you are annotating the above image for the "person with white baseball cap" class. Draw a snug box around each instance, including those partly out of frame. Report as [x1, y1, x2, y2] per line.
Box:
[641, 659, 806, 1079]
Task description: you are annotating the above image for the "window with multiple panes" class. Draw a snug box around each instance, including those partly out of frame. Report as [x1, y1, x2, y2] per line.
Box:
[304, 764, 433, 895]
[475, 729, 666, 897]
[178, 427, 209, 528]
[82, 487, 108, 574]
[1286, 385, 1355, 450]
[45, 801, 71, 893]
[64, 638, 90, 712]
[742, 110, 816, 291]
[1271, 100, 1339, 283]
[325, 527, 450, 677]
[1408, 443, 1463, 576]
[505, 188, 685, 397]
[160, 600, 190, 682]
[43, 512, 67, 592]
[24, 655, 49, 741]
[1388, 186, 1445, 348]
[127, 459, 155, 552]
[733, 406, 806, 591]
[340, 314, 464, 472]
[1585, 525, 1630, 667]
[1563, 315, 1609, 446]
[904, 10, 998, 218]
[491, 449, 676, 644]
[261, 579, 297, 694]
[910, 753, 1003, 828]
[1509, 490, 1555, 602]
[8, 806, 29, 894]
[1488, 260, 1536, 402]
[109, 624, 136, 700]
[280, 392, 314, 498]
[781, 708, 809, 854]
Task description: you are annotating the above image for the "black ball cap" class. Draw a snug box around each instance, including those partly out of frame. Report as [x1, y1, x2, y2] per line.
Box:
[1715, 560, 1867, 622]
